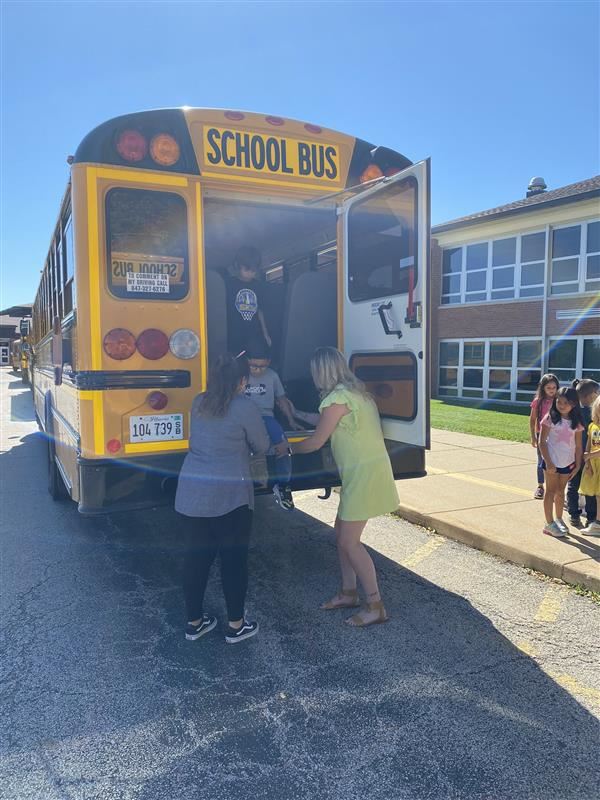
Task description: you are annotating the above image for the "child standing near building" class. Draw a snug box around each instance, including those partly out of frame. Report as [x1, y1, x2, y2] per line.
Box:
[245, 341, 299, 511]
[579, 395, 600, 536]
[538, 386, 584, 538]
[530, 374, 559, 500]
[567, 378, 599, 528]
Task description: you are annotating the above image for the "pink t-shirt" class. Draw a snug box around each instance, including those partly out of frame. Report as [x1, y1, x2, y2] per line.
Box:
[541, 415, 584, 468]
[531, 396, 553, 434]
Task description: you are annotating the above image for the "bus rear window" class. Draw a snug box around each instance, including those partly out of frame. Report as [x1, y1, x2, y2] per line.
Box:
[347, 176, 417, 303]
[106, 188, 189, 300]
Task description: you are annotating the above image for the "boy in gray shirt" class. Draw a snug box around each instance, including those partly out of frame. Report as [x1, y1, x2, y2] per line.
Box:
[245, 341, 299, 510]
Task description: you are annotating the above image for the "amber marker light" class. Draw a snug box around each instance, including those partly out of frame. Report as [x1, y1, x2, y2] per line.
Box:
[150, 134, 180, 166]
[107, 439, 122, 454]
[103, 328, 136, 360]
[137, 329, 169, 360]
[359, 164, 384, 183]
[116, 130, 148, 162]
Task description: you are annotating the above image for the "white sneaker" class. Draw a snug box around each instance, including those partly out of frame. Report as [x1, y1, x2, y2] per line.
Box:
[555, 518, 569, 535]
[543, 521, 566, 538]
[581, 520, 600, 537]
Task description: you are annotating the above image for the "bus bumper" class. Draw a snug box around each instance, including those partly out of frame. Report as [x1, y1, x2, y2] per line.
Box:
[76, 441, 425, 516]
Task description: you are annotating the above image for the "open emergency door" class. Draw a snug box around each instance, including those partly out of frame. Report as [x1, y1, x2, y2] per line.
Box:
[339, 160, 430, 449]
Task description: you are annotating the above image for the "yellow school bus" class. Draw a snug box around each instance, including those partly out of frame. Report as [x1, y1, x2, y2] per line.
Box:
[30, 108, 430, 513]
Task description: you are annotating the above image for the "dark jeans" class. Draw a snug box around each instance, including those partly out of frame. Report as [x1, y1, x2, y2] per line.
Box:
[536, 442, 544, 485]
[181, 505, 253, 622]
[567, 468, 597, 521]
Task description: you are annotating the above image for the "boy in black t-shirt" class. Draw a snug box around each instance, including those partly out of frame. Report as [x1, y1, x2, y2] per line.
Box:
[226, 246, 272, 354]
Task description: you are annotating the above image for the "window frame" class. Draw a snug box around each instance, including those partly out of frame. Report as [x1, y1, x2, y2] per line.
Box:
[105, 187, 191, 302]
[440, 229, 547, 306]
[438, 337, 543, 403]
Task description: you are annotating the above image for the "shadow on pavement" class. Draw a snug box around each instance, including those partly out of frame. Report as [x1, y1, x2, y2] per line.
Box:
[1, 426, 599, 800]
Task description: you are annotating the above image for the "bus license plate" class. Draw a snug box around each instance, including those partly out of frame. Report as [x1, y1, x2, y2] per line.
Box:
[129, 414, 184, 443]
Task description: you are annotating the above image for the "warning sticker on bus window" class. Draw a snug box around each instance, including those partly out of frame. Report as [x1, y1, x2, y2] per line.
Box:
[111, 252, 185, 294]
[126, 273, 169, 293]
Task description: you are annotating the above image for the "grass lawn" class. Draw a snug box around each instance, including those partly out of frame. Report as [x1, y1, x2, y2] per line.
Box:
[430, 398, 531, 443]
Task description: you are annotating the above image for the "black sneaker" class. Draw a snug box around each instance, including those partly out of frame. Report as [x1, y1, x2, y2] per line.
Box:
[224, 618, 259, 644]
[569, 515, 583, 528]
[273, 484, 294, 511]
[185, 614, 217, 641]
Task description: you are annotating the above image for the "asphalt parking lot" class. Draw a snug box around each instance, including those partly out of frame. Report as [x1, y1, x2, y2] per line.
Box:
[1, 370, 599, 800]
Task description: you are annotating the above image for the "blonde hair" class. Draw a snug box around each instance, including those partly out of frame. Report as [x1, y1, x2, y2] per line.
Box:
[310, 347, 370, 400]
[591, 395, 600, 426]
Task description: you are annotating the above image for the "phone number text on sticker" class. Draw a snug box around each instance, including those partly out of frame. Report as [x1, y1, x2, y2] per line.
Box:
[130, 414, 184, 443]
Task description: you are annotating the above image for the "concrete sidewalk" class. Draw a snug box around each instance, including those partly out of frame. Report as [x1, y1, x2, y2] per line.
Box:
[396, 429, 600, 592]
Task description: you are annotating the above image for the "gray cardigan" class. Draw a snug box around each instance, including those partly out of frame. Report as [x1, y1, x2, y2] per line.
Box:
[175, 393, 270, 518]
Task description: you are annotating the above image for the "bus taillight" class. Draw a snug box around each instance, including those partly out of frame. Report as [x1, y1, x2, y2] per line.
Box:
[116, 130, 148, 162]
[136, 329, 169, 360]
[104, 329, 136, 360]
[107, 439, 122, 454]
[150, 134, 180, 166]
[147, 391, 168, 411]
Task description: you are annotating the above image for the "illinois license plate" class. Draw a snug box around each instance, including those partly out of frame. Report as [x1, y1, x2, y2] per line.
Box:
[129, 414, 184, 443]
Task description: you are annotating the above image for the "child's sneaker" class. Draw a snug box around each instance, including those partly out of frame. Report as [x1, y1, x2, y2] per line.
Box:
[273, 483, 294, 511]
[555, 518, 570, 535]
[185, 614, 217, 641]
[543, 521, 566, 538]
[224, 618, 259, 644]
[569, 515, 583, 528]
[581, 520, 600, 537]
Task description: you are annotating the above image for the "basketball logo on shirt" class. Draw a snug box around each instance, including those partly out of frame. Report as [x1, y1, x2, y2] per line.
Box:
[235, 288, 258, 321]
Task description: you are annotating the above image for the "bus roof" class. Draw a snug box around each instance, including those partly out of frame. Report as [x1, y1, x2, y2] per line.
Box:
[73, 107, 412, 192]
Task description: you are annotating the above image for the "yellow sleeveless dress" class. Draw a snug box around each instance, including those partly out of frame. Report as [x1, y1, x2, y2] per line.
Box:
[320, 385, 399, 521]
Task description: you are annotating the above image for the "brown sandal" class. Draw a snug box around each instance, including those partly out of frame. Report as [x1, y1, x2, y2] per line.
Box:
[320, 589, 360, 610]
[345, 600, 389, 627]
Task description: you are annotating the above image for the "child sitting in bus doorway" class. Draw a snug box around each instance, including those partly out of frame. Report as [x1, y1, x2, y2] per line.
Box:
[226, 245, 272, 355]
[245, 340, 299, 511]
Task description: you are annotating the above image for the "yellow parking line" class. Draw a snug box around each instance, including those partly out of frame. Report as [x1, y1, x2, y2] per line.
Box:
[534, 589, 564, 623]
[515, 642, 600, 706]
[426, 466, 532, 498]
[516, 640, 537, 656]
[548, 672, 600, 704]
[401, 536, 445, 569]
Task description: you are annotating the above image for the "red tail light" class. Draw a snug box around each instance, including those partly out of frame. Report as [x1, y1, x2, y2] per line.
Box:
[147, 391, 168, 410]
[116, 130, 148, 162]
[136, 329, 169, 360]
[107, 439, 122, 454]
[104, 329, 136, 360]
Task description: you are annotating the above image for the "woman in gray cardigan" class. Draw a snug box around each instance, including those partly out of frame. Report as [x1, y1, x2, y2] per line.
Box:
[175, 353, 270, 644]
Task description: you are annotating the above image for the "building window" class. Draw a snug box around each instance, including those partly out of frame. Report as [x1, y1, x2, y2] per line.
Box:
[438, 341, 460, 396]
[441, 231, 546, 305]
[547, 336, 599, 386]
[585, 221, 600, 294]
[519, 231, 545, 298]
[441, 248, 461, 305]
[438, 338, 543, 402]
[551, 220, 599, 295]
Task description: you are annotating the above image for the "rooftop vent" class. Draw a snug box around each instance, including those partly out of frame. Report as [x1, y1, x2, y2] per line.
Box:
[527, 176, 547, 198]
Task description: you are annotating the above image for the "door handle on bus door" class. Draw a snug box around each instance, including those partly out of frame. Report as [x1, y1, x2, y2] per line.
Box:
[377, 302, 402, 339]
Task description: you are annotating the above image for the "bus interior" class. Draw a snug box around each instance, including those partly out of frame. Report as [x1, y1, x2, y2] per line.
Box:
[203, 194, 339, 417]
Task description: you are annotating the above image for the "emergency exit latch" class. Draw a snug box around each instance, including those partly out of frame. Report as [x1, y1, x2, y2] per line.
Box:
[377, 302, 402, 339]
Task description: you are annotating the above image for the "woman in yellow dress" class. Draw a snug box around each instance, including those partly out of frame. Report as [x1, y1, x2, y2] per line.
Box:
[291, 347, 399, 627]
